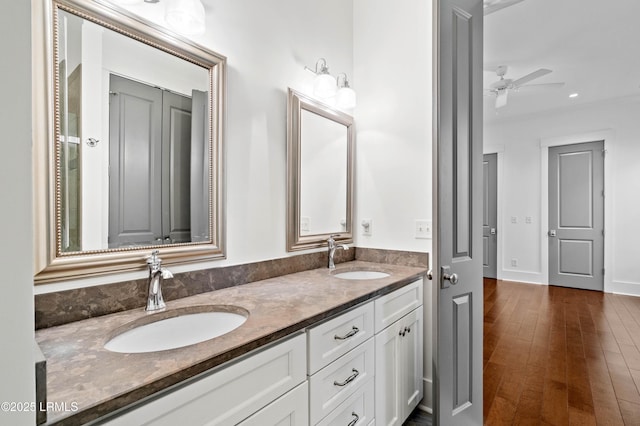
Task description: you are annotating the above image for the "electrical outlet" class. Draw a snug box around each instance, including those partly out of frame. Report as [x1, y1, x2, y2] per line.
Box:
[511, 258, 518, 267]
[525, 216, 532, 224]
[301, 217, 310, 232]
[361, 219, 373, 236]
[415, 220, 432, 239]
[511, 216, 518, 224]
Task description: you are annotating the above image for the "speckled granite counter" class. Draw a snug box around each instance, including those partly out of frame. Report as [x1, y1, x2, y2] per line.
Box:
[35, 261, 426, 425]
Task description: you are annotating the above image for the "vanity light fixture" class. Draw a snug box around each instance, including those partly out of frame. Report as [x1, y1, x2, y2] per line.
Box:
[110, 0, 206, 36]
[165, 0, 206, 36]
[336, 73, 356, 109]
[305, 58, 338, 99]
[304, 59, 357, 109]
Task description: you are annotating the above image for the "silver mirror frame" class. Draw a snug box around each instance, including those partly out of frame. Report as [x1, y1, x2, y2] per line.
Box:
[33, 0, 226, 283]
[286, 88, 354, 252]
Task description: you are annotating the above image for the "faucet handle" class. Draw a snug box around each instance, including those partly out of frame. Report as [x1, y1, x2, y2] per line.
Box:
[147, 250, 161, 266]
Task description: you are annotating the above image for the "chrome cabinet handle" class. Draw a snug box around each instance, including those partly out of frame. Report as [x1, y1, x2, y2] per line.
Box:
[334, 368, 359, 387]
[399, 326, 412, 337]
[427, 269, 433, 280]
[347, 412, 360, 426]
[334, 326, 359, 341]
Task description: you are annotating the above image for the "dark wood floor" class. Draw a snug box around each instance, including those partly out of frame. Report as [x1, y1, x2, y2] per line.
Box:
[483, 279, 640, 425]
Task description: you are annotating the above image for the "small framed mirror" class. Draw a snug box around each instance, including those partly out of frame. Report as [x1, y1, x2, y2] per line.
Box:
[286, 88, 354, 251]
[34, 0, 226, 283]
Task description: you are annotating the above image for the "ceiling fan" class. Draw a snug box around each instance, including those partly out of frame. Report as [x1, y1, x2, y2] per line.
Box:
[487, 65, 565, 108]
[483, 0, 527, 15]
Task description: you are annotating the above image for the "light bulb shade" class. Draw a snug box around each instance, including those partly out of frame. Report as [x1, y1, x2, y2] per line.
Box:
[336, 86, 356, 109]
[165, 0, 206, 36]
[313, 73, 337, 99]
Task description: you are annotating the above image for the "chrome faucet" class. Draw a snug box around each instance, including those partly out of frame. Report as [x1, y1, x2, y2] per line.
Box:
[145, 250, 173, 312]
[327, 234, 349, 270]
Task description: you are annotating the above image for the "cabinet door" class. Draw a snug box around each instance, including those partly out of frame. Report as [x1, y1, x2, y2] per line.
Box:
[374, 320, 402, 426]
[238, 382, 308, 426]
[400, 306, 423, 420]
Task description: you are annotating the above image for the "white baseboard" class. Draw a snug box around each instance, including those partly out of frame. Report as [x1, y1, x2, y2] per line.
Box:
[419, 377, 432, 413]
[607, 280, 640, 297]
[499, 269, 543, 284]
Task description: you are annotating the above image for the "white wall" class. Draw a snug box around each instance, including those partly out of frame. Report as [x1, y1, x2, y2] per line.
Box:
[485, 96, 640, 296]
[353, 1, 433, 255]
[0, 0, 35, 424]
[353, 0, 433, 411]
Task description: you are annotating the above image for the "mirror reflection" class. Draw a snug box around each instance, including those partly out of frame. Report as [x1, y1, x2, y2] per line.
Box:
[287, 88, 354, 251]
[57, 8, 210, 253]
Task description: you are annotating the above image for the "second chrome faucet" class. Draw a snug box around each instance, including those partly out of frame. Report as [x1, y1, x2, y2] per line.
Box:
[327, 235, 349, 270]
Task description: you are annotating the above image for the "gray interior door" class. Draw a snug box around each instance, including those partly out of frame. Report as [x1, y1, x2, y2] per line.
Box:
[162, 91, 192, 244]
[483, 153, 497, 278]
[109, 74, 162, 247]
[548, 141, 604, 291]
[432, 0, 483, 424]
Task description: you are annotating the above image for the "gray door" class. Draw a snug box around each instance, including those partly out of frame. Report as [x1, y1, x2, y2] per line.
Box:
[548, 141, 604, 291]
[162, 91, 192, 244]
[483, 153, 497, 278]
[109, 74, 162, 247]
[432, 0, 483, 424]
[109, 75, 193, 248]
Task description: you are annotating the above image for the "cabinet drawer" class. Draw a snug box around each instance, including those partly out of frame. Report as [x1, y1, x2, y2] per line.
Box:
[374, 279, 423, 333]
[308, 302, 374, 374]
[309, 338, 375, 425]
[101, 333, 306, 426]
[316, 377, 374, 426]
[238, 381, 309, 426]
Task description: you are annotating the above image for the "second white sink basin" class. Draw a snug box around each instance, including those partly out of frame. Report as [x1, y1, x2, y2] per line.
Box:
[333, 270, 390, 280]
[105, 307, 248, 354]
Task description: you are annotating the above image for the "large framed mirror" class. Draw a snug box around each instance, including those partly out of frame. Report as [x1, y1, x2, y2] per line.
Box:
[286, 88, 354, 251]
[34, 0, 226, 283]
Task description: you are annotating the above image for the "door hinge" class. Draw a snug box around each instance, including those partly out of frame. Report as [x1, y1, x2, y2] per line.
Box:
[602, 229, 605, 236]
[602, 149, 607, 156]
[602, 268, 605, 276]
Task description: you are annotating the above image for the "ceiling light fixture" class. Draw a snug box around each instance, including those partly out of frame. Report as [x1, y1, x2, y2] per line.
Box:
[569, 93, 579, 98]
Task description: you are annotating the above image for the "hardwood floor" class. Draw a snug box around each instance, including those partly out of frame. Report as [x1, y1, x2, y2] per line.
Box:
[483, 279, 640, 425]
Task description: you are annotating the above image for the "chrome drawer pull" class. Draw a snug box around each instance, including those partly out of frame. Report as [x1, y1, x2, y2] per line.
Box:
[334, 326, 359, 341]
[334, 368, 359, 387]
[347, 412, 360, 426]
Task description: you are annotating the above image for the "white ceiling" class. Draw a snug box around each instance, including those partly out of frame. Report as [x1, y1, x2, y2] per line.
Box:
[483, 0, 640, 123]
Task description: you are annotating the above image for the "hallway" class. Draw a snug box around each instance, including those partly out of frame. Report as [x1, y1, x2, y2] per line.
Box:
[483, 279, 640, 424]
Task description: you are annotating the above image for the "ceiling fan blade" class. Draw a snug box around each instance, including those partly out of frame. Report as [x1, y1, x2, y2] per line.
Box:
[495, 90, 508, 108]
[517, 82, 565, 91]
[484, 0, 526, 15]
[512, 69, 552, 87]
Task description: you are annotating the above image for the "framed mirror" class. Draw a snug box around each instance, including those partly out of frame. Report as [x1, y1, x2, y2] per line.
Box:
[34, 0, 226, 283]
[286, 88, 354, 251]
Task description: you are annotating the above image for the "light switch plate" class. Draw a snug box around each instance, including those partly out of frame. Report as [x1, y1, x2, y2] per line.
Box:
[415, 220, 432, 239]
[361, 219, 372, 236]
[301, 217, 310, 232]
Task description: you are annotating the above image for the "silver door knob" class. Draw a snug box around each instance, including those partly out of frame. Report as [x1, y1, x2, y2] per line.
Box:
[443, 272, 459, 285]
[490, 228, 496, 235]
[427, 269, 433, 280]
[548, 229, 557, 237]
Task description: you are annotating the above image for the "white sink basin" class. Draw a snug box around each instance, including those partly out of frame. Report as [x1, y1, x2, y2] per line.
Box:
[105, 308, 248, 353]
[333, 270, 390, 280]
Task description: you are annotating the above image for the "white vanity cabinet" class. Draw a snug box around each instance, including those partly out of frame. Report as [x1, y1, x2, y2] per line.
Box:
[100, 333, 307, 426]
[374, 279, 424, 426]
[307, 302, 376, 426]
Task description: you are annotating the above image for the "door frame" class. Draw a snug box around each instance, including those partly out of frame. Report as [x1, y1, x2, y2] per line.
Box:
[539, 129, 613, 292]
[483, 145, 504, 280]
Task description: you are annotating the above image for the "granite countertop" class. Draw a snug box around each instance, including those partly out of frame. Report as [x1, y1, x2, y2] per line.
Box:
[35, 261, 426, 425]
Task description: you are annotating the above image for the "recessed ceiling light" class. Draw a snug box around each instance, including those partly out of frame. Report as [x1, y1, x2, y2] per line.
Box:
[569, 93, 579, 98]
